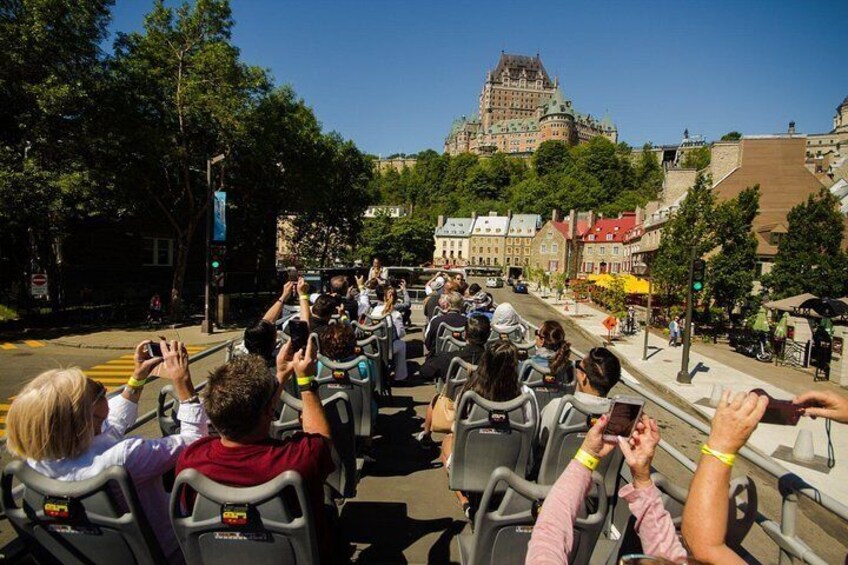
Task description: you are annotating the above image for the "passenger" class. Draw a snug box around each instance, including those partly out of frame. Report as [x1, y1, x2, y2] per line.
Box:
[682, 390, 769, 564]
[538, 347, 620, 448]
[6, 340, 206, 563]
[393, 278, 413, 326]
[526, 413, 687, 564]
[370, 284, 409, 382]
[465, 283, 493, 314]
[521, 320, 572, 380]
[309, 294, 341, 335]
[424, 291, 467, 356]
[424, 271, 447, 296]
[441, 340, 534, 517]
[242, 281, 294, 364]
[491, 302, 527, 341]
[318, 323, 378, 426]
[418, 315, 491, 442]
[176, 341, 335, 562]
[367, 257, 385, 283]
[329, 275, 358, 322]
[423, 276, 447, 319]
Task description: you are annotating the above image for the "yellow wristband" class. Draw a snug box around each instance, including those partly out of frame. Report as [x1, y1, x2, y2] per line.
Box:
[127, 376, 147, 389]
[299, 294, 310, 301]
[701, 444, 736, 467]
[574, 448, 600, 471]
[297, 375, 315, 388]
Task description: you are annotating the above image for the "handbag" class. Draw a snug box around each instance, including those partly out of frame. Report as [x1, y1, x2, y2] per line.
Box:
[430, 394, 456, 433]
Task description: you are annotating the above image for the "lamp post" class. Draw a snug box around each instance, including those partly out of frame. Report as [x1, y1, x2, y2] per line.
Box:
[202, 153, 226, 334]
[633, 260, 652, 360]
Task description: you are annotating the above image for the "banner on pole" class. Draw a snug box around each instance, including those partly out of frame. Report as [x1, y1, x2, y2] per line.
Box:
[213, 191, 227, 242]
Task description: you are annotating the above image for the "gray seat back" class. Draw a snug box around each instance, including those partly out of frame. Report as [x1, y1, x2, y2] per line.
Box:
[270, 391, 358, 499]
[157, 383, 182, 437]
[537, 395, 620, 490]
[440, 357, 477, 400]
[356, 334, 388, 395]
[449, 391, 537, 494]
[316, 354, 374, 439]
[1, 461, 166, 565]
[170, 469, 319, 565]
[519, 361, 575, 415]
[435, 323, 466, 355]
[439, 334, 467, 355]
[462, 466, 608, 565]
[357, 317, 392, 366]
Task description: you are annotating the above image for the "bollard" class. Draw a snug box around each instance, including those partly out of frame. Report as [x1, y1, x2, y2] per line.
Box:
[792, 429, 815, 463]
[709, 385, 724, 408]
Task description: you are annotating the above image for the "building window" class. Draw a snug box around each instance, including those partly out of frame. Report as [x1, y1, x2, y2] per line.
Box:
[541, 244, 547, 254]
[606, 234, 613, 241]
[599, 247, 606, 255]
[143, 238, 174, 267]
[613, 247, 619, 255]
[551, 243, 558, 254]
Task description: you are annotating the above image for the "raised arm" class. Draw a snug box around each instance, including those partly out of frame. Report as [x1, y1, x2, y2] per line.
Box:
[262, 281, 294, 323]
[297, 276, 311, 325]
[292, 338, 331, 440]
[681, 391, 767, 564]
[794, 389, 848, 423]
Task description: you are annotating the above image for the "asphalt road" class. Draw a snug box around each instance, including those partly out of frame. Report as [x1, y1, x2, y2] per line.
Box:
[482, 278, 848, 565]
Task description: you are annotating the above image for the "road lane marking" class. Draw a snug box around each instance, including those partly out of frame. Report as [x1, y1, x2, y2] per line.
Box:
[24, 340, 45, 348]
[1, 343, 17, 350]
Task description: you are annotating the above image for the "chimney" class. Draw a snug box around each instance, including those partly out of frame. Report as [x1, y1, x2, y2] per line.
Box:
[506, 209, 512, 220]
[471, 211, 478, 220]
[551, 209, 559, 223]
[437, 215, 445, 228]
[489, 211, 497, 217]
[788, 121, 796, 135]
[568, 209, 577, 239]
[587, 210, 596, 228]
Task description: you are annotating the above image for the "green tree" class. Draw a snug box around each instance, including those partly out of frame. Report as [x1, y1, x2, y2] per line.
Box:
[652, 173, 716, 301]
[681, 146, 711, 170]
[533, 140, 573, 176]
[708, 186, 760, 317]
[108, 0, 269, 312]
[357, 214, 433, 266]
[0, 0, 115, 306]
[720, 131, 742, 141]
[634, 143, 663, 199]
[762, 188, 848, 299]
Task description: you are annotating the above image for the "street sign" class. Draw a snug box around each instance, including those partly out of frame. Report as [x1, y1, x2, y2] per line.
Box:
[602, 316, 617, 331]
[30, 273, 48, 298]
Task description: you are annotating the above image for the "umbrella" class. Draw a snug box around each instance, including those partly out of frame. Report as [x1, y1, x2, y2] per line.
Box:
[797, 297, 848, 319]
[773, 312, 789, 338]
[752, 307, 770, 332]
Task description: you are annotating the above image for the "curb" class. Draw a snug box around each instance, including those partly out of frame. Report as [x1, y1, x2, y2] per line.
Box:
[50, 337, 236, 350]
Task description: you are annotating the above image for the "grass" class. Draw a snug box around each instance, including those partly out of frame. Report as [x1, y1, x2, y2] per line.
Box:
[0, 304, 18, 321]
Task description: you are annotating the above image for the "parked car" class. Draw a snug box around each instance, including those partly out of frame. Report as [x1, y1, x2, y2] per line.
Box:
[486, 277, 504, 288]
[513, 282, 528, 294]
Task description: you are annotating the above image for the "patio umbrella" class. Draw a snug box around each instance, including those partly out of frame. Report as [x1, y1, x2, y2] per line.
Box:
[774, 312, 790, 339]
[797, 297, 848, 318]
[752, 307, 770, 332]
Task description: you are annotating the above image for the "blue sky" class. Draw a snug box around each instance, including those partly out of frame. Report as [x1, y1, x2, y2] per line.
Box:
[108, 0, 848, 156]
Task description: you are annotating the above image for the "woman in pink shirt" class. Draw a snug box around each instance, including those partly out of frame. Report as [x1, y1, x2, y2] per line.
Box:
[526, 412, 687, 564]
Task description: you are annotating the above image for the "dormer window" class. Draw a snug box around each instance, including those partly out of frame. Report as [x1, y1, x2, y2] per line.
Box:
[606, 234, 613, 241]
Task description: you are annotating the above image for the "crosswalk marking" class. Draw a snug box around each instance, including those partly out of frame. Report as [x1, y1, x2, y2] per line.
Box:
[1, 340, 47, 351]
[0, 345, 207, 436]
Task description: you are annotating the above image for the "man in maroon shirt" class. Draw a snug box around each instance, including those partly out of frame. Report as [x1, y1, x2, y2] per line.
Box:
[177, 339, 335, 560]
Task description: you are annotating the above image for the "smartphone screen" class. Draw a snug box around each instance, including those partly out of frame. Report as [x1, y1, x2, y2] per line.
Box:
[288, 268, 299, 283]
[147, 342, 163, 358]
[289, 320, 309, 353]
[604, 399, 643, 439]
[751, 388, 801, 426]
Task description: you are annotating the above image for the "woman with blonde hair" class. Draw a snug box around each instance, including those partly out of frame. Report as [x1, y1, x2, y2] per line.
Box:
[5, 340, 207, 563]
[370, 284, 408, 382]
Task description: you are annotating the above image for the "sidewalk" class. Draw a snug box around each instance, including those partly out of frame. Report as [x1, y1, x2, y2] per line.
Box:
[528, 288, 848, 508]
[49, 324, 243, 349]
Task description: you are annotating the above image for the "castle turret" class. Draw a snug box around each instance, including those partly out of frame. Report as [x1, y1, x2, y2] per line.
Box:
[539, 88, 576, 143]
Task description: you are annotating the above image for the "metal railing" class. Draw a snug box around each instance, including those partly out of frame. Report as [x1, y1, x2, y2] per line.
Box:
[514, 312, 847, 565]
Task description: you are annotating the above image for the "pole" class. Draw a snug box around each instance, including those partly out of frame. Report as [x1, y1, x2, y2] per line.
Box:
[642, 276, 652, 360]
[677, 248, 696, 383]
[201, 159, 213, 334]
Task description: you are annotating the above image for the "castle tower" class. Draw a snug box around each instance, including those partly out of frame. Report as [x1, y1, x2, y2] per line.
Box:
[539, 87, 576, 144]
[834, 96, 848, 134]
[479, 52, 555, 130]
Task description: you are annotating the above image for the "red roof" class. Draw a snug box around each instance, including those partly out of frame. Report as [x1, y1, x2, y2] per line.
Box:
[552, 220, 591, 240]
[582, 213, 637, 243]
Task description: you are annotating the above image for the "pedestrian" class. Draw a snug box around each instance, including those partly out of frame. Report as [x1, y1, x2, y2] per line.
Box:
[669, 316, 679, 347]
[148, 293, 163, 324]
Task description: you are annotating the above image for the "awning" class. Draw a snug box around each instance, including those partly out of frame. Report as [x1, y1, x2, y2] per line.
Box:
[764, 293, 818, 312]
[586, 273, 651, 295]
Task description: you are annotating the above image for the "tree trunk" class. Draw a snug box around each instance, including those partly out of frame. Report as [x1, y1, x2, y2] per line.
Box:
[169, 223, 196, 319]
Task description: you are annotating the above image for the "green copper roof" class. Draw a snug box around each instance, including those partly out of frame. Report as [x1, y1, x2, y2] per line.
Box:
[541, 88, 573, 118]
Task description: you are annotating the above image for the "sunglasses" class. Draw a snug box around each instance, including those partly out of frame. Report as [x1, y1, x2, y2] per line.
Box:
[89, 380, 107, 403]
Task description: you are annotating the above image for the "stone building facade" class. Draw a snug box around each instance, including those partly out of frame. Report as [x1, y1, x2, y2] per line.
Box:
[445, 53, 617, 156]
[433, 216, 474, 267]
[579, 213, 637, 276]
[530, 210, 593, 275]
[432, 211, 541, 268]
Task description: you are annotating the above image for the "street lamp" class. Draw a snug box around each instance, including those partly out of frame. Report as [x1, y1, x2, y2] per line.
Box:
[633, 259, 652, 360]
[202, 153, 226, 334]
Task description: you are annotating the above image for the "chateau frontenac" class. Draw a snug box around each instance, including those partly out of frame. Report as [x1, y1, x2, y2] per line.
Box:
[444, 52, 618, 156]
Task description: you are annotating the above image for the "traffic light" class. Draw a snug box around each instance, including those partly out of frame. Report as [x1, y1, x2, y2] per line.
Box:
[211, 244, 226, 273]
[692, 259, 706, 292]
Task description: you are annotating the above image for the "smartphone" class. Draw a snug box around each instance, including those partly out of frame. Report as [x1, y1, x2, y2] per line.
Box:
[147, 342, 163, 358]
[750, 388, 803, 426]
[289, 320, 309, 353]
[603, 396, 645, 441]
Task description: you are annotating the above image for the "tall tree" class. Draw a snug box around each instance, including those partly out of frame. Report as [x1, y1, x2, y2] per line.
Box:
[681, 146, 711, 170]
[763, 188, 848, 299]
[652, 173, 716, 301]
[533, 140, 573, 176]
[708, 185, 760, 317]
[109, 0, 269, 312]
[720, 131, 742, 141]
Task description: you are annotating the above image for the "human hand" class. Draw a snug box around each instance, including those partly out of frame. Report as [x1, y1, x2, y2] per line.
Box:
[292, 337, 317, 380]
[157, 340, 190, 382]
[281, 281, 294, 301]
[355, 275, 365, 289]
[297, 276, 309, 296]
[794, 390, 848, 424]
[579, 414, 617, 459]
[707, 390, 768, 454]
[275, 341, 295, 385]
[336, 304, 346, 317]
[619, 415, 660, 489]
[133, 340, 163, 380]
[399, 279, 406, 289]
